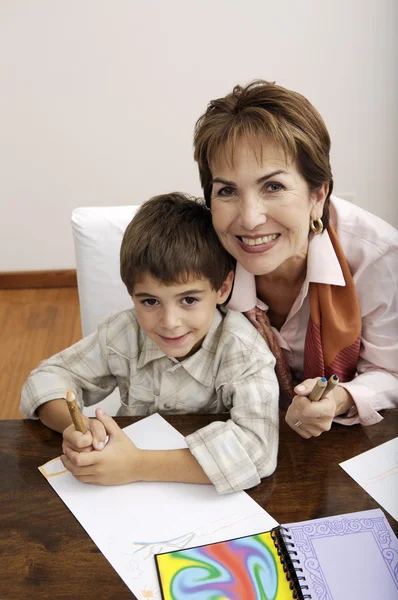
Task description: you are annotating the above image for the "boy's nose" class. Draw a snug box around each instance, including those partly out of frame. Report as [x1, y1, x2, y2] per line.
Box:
[160, 309, 181, 330]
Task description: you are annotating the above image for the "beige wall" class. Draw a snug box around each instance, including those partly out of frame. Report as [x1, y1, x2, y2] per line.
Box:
[1, 0, 397, 271]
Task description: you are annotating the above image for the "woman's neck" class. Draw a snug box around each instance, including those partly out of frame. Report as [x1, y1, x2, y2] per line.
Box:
[258, 245, 308, 288]
[255, 247, 308, 330]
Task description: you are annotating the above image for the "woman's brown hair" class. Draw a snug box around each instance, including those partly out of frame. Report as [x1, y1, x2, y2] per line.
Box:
[193, 80, 334, 230]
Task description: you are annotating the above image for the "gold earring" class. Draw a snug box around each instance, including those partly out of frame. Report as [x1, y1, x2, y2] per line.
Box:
[310, 216, 323, 234]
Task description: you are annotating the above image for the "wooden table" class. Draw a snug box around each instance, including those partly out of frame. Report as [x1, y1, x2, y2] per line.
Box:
[1, 410, 397, 600]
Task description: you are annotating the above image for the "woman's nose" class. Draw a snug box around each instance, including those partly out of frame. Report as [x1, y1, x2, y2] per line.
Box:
[238, 195, 267, 231]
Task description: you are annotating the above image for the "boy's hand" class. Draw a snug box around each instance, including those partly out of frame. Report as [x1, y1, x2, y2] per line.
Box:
[60, 409, 144, 485]
[62, 415, 107, 453]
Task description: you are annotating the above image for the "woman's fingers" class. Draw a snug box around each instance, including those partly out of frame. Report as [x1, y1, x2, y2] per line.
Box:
[294, 378, 319, 396]
[286, 394, 335, 437]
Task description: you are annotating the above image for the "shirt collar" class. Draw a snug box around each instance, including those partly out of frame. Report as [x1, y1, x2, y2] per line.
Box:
[137, 331, 168, 368]
[227, 230, 346, 312]
[137, 309, 224, 387]
[306, 230, 345, 285]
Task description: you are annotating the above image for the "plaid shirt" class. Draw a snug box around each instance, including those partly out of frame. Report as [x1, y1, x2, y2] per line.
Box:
[21, 308, 279, 494]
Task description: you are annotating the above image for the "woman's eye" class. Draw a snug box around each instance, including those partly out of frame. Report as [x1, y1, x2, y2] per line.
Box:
[142, 298, 158, 307]
[266, 182, 284, 193]
[182, 297, 198, 306]
[215, 186, 235, 198]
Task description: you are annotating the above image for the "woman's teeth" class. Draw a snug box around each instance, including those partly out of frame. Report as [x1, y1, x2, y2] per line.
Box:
[241, 234, 279, 246]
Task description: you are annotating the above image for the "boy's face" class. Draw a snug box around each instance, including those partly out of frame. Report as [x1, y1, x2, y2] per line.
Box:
[132, 272, 233, 360]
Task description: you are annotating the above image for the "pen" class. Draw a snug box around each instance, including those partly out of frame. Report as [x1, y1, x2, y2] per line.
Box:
[65, 390, 86, 433]
[308, 377, 327, 401]
[321, 374, 339, 399]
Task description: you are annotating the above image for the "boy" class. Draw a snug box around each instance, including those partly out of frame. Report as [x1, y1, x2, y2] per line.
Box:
[20, 193, 279, 494]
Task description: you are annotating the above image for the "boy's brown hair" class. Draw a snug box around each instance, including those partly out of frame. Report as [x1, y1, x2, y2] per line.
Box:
[194, 80, 334, 230]
[120, 192, 234, 295]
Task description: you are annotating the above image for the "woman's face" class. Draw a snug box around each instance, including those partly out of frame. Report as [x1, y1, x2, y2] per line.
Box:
[210, 139, 327, 276]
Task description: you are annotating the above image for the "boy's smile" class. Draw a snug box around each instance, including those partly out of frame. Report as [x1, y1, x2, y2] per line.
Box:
[132, 272, 233, 360]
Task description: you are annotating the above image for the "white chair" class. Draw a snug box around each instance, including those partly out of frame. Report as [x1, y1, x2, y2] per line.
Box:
[71, 205, 140, 415]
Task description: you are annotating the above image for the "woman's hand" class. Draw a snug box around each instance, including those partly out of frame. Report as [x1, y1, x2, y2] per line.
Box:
[62, 414, 107, 454]
[285, 378, 354, 438]
[60, 408, 144, 485]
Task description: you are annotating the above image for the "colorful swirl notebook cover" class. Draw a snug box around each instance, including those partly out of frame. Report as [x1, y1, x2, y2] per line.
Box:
[155, 508, 398, 600]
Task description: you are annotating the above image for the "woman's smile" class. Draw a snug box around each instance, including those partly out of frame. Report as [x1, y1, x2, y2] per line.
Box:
[237, 233, 281, 253]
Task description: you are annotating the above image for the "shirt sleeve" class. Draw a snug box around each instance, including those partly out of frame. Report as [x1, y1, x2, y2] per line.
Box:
[334, 245, 398, 426]
[20, 318, 118, 419]
[185, 333, 279, 494]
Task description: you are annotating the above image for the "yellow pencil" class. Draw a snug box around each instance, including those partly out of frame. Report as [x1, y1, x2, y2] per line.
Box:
[65, 390, 86, 434]
[309, 377, 327, 402]
[321, 374, 339, 398]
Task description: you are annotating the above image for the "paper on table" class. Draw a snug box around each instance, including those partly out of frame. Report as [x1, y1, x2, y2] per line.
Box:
[39, 413, 278, 599]
[340, 437, 398, 522]
[283, 509, 398, 600]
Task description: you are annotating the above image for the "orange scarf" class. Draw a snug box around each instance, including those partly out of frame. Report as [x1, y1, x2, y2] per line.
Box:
[244, 225, 362, 409]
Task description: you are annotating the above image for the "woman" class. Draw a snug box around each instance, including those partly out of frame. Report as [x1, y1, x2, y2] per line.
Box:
[193, 80, 398, 438]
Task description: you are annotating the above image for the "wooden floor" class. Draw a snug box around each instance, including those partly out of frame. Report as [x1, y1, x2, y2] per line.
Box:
[0, 287, 82, 419]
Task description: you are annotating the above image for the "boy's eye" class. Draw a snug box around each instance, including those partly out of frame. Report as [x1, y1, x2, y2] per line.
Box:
[141, 298, 159, 307]
[182, 297, 198, 306]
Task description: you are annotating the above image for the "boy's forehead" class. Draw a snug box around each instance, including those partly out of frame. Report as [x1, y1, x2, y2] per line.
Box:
[133, 273, 211, 295]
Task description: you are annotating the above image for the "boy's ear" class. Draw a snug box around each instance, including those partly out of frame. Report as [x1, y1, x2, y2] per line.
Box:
[216, 270, 234, 304]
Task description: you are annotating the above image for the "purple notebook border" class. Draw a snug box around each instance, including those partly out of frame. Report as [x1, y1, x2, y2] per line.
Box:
[283, 509, 398, 600]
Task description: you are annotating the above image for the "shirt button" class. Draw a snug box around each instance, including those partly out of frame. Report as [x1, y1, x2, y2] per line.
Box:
[163, 402, 171, 409]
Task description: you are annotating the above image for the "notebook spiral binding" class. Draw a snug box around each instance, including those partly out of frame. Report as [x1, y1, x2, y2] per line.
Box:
[271, 527, 312, 600]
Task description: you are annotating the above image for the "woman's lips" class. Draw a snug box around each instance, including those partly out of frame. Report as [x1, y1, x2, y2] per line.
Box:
[236, 234, 280, 253]
[158, 332, 190, 345]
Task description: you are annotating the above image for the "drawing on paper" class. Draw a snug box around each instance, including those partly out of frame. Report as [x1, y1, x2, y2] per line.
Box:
[363, 452, 398, 488]
[39, 457, 67, 479]
[140, 584, 158, 598]
[126, 512, 263, 566]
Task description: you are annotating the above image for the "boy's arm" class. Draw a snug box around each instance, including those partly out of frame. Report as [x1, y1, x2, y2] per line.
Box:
[185, 340, 279, 494]
[139, 448, 211, 485]
[38, 399, 74, 433]
[20, 314, 123, 428]
[61, 408, 211, 485]
[144, 347, 278, 491]
[61, 345, 279, 493]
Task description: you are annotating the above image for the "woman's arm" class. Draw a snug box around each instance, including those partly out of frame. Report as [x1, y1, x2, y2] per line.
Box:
[287, 244, 398, 436]
[335, 247, 398, 423]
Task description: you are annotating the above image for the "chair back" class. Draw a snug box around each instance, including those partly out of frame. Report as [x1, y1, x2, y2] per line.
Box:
[71, 205, 140, 414]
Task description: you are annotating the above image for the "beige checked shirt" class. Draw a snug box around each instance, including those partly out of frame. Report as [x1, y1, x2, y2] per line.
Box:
[20, 308, 279, 494]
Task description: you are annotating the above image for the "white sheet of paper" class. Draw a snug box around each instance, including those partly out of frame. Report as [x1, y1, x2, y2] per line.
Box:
[39, 413, 278, 599]
[340, 437, 398, 522]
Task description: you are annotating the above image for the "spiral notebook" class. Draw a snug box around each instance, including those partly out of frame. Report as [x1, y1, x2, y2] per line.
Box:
[155, 508, 398, 600]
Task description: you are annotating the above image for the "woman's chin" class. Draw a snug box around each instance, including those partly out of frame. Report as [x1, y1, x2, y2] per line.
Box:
[237, 254, 280, 276]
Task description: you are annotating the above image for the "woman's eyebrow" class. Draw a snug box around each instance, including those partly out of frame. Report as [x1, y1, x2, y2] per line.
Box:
[256, 169, 289, 183]
[212, 177, 235, 186]
[212, 169, 289, 186]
